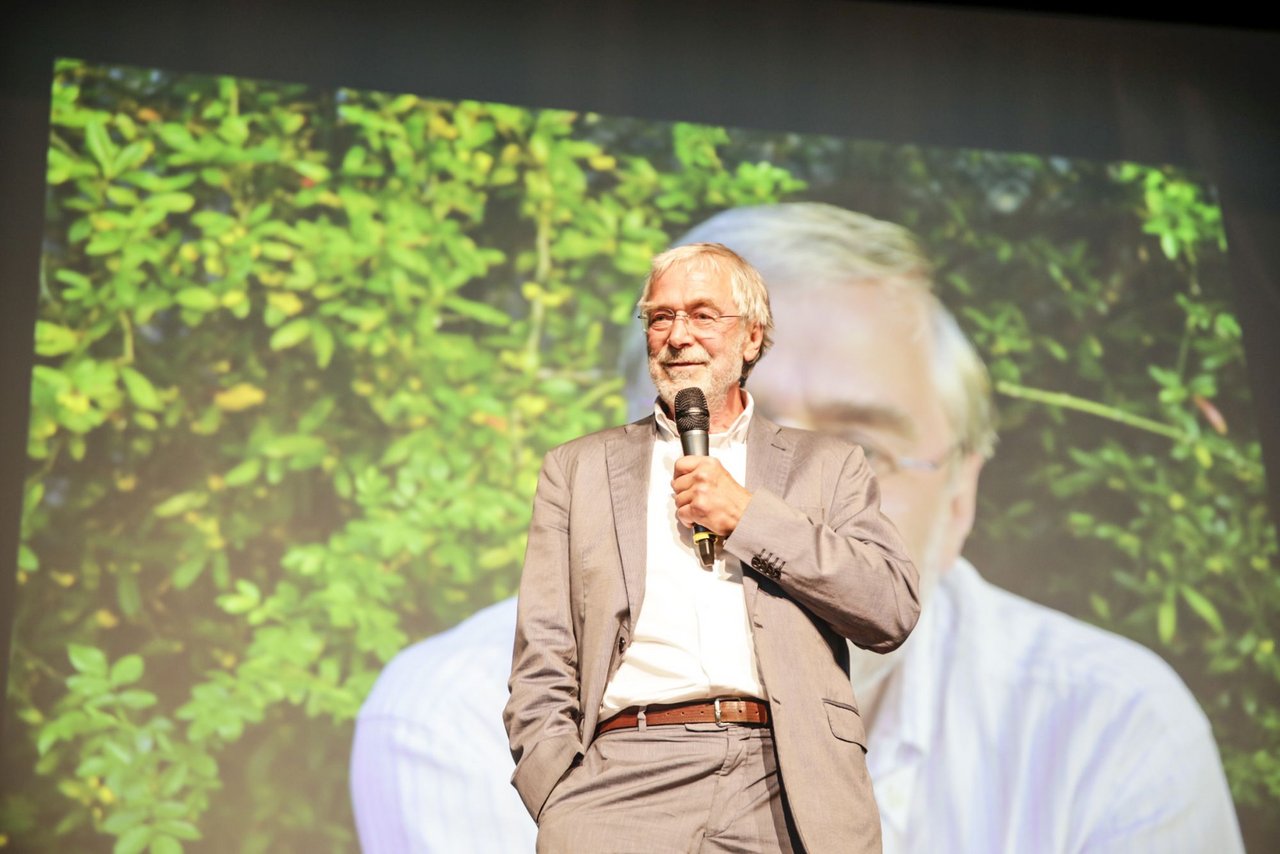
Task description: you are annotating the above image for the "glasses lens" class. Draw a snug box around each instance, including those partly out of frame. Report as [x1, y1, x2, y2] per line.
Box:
[690, 309, 719, 329]
[645, 311, 674, 330]
[861, 445, 897, 477]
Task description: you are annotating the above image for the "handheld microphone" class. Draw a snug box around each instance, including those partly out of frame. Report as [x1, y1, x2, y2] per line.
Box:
[674, 387, 718, 568]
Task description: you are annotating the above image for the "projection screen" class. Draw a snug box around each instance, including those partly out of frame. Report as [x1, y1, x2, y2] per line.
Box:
[2, 51, 1276, 852]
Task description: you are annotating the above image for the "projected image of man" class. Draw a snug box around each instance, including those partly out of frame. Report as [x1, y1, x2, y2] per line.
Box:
[351, 203, 1243, 854]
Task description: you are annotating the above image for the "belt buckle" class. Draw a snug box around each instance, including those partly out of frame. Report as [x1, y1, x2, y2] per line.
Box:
[714, 697, 724, 727]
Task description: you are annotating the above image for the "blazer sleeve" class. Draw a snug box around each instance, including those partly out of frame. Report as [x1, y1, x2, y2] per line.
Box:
[725, 441, 921, 653]
[502, 448, 584, 822]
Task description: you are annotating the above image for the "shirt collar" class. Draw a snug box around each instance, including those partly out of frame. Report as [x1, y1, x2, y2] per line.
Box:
[870, 557, 971, 761]
[653, 391, 755, 448]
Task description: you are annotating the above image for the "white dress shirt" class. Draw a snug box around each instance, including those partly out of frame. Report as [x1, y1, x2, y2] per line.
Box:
[868, 558, 1242, 854]
[600, 399, 765, 716]
[351, 598, 536, 854]
[351, 562, 1243, 854]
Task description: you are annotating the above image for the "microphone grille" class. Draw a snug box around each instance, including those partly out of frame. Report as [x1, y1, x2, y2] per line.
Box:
[674, 387, 710, 433]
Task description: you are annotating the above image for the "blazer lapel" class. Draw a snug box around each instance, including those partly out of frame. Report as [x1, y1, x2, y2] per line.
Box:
[607, 418, 655, 627]
[745, 414, 793, 496]
[743, 414, 793, 609]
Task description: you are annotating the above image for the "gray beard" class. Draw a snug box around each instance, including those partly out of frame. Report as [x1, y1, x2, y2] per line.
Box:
[648, 345, 744, 424]
[651, 369, 738, 420]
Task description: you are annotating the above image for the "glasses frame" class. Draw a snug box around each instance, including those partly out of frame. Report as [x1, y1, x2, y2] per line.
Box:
[862, 441, 962, 478]
[639, 308, 742, 334]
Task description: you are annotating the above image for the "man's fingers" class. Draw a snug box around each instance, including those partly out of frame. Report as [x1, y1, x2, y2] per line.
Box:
[672, 455, 703, 476]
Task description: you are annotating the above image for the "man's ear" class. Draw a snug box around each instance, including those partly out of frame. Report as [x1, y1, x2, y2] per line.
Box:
[742, 323, 764, 364]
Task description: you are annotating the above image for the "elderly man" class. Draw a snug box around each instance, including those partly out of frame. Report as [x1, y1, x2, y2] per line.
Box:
[503, 242, 919, 852]
[351, 204, 1243, 853]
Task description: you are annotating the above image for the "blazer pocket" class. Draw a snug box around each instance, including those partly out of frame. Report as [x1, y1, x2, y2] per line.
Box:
[823, 699, 868, 750]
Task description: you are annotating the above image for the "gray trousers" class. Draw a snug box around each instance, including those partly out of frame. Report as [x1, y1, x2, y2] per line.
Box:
[536, 723, 804, 853]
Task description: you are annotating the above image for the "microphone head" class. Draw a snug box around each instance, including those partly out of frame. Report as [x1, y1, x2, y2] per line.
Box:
[674, 387, 710, 434]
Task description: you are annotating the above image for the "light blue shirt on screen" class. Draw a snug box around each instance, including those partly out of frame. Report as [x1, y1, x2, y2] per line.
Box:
[867, 560, 1242, 853]
[350, 560, 1242, 853]
[350, 597, 535, 853]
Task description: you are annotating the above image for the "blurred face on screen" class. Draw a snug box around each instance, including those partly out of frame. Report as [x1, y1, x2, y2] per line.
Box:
[749, 282, 982, 687]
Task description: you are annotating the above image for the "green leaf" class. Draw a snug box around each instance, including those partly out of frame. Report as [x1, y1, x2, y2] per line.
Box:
[443, 296, 512, 326]
[112, 140, 152, 175]
[157, 123, 197, 151]
[117, 573, 142, 619]
[120, 366, 163, 411]
[159, 820, 200, 841]
[1180, 585, 1225, 634]
[217, 579, 261, 615]
[219, 115, 250, 146]
[298, 397, 336, 434]
[1213, 313, 1241, 339]
[192, 210, 235, 236]
[1089, 592, 1112, 622]
[110, 654, 145, 687]
[37, 723, 60, 756]
[1157, 596, 1177, 644]
[87, 229, 129, 256]
[102, 809, 149, 835]
[114, 824, 152, 854]
[174, 289, 220, 312]
[292, 160, 330, 182]
[1147, 365, 1180, 387]
[47, 147, 79, 184]
[54, 267, 94, 290]
[86, 119, 118, 177]
[311, 321, 335, 368]
[171, 555, 207, 590]
[259, 241, 295, 262]
[341, 145, 367, 173]
[260, 435, 326, 459]
[149, 834, 182, 854]
[149, 192, 196, 213]
[269, 318, 311, 351]
[159, 764, 190, 798]
[117, 690, 158, 710]
[153, 491, 207, 518]
[223, 458, 261, 487]
[34, 321, 80, 357]
[68, 644, 108, 676]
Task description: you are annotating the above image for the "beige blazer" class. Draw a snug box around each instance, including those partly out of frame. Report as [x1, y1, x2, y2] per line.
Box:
[504, 413, 920, 853]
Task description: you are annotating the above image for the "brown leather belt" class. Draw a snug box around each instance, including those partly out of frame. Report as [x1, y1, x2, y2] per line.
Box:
[595, 698, 770, 737]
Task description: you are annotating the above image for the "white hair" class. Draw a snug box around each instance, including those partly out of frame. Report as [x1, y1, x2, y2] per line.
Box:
[638, 242, 774, 379]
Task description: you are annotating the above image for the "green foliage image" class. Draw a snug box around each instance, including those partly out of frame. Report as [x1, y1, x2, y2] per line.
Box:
[1, 58, 1275, 851]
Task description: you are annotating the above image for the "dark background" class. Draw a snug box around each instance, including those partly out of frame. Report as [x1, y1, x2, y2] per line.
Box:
[4, 0, 1278, 788]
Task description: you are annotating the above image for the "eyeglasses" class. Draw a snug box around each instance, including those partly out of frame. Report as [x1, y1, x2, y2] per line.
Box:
[639, 308, 741, 334]
[860, 441, 960, 478]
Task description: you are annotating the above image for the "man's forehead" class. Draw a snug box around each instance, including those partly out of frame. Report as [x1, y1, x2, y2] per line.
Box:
[647, 264, 732, 299]
[752, 281, 947, 442]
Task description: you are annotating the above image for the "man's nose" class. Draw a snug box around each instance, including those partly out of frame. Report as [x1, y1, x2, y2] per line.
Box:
[665, 314, 696, 347]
